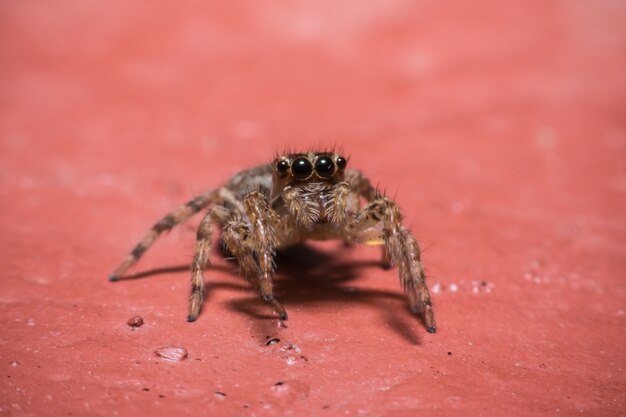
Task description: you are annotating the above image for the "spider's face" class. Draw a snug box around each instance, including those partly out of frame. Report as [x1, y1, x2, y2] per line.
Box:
[272, 152, 347, 184]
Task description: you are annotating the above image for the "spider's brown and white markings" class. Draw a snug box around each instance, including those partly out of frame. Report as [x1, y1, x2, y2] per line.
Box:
[110, 151, 436, 333]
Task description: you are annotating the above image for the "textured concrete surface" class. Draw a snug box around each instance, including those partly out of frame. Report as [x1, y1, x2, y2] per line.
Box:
[1, 1, 625, 416]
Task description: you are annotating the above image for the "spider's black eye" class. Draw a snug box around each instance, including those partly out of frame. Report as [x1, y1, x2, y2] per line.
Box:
[276, 159, 289, 175]
[291, 157, 313, 180]
[336, 156, 347, 170]
[315, 157, 335, 178]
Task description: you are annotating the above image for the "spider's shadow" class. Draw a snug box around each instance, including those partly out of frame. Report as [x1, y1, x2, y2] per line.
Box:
[121, 244, 424, 345]
[227, 244, 424, 345]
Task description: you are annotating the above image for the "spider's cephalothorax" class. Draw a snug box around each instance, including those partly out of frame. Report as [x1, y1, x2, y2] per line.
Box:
[110, 151, 436, 333]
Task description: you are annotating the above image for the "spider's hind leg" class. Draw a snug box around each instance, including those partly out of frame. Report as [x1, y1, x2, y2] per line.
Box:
[109, 190, 217, 281]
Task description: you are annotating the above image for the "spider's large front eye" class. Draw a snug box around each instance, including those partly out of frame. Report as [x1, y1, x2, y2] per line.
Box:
[336, 156, 347, 170]
[315, 157, 335, 178]
[276, 159, 290, 175]
[291, 158, 313, 180]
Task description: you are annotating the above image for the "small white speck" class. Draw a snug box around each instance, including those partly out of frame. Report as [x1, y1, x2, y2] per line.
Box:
[18, 178, 35, 188]
[280, 343, 302, 354]
[235, 120, 257, 139]
[451, 202, 464, 214]
[432, 282, 441, 294]
[26, 318, 35, 327]
[33, 276, 50, 285]
[449, 283, 458, 292]
[285, 356, 297, 365]
[534, 126, 558, 148]
[97, 174, 115, 186]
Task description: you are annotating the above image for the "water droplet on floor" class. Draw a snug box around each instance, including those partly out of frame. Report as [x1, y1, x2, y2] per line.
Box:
[266, 337, 280, 346]
[280, 343, 302, 354]
[127, 316, 144, 328]
[271, 380, 310, 400]
[272, 381, 288, 394]
[155, 346, 188, 362]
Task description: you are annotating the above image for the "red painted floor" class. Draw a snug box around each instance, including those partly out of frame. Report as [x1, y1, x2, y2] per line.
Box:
[1, 1, 625, 416]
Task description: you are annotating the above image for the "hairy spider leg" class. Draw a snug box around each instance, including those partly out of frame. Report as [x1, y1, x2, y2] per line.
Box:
[242, 191, 279, 303]
[187, 208, 217, 321]
[345, 169, 393, 269]
[352, 197, 436, 333]
[109, 190, 218, 281]
[220, 208, 288, 320]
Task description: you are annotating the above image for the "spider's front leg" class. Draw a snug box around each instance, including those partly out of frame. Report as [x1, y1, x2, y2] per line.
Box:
[344, 170, 390, 268]
[351, 197, 436, 333]
[220, 210, 288, 320]
[187, 206, 229, 322]
[242, 191, 287, 318]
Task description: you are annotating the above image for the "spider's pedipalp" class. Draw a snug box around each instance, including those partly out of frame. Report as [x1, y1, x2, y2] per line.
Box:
[282, 186, 319, 228]
[325, 182, 350, 224]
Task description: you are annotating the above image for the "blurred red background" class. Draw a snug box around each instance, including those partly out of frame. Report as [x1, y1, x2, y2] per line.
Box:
[1, 1, 625, 416]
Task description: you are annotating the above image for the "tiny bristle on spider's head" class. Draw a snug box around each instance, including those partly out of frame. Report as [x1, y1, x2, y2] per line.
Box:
[273, 142, 344, 160]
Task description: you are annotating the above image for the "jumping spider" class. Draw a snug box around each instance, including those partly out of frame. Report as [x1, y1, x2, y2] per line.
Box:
[109, 151, 436, 333]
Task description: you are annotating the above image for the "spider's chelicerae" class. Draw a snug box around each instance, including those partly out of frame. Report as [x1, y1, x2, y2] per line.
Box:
[110, 151, 436, 333]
